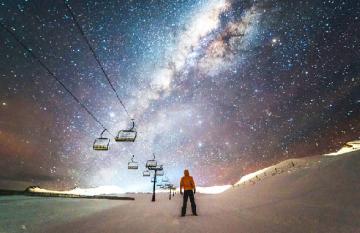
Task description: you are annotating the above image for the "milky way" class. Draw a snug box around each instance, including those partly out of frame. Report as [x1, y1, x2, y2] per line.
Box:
[0, 0, 359, 191]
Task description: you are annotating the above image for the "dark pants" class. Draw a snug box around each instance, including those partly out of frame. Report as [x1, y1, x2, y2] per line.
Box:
[182, 190, 196, 216]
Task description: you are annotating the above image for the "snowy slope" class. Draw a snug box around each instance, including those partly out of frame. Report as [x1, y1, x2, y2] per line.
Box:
[324, 140, 360, 156]
[234, 140, 360, 186]
[26, 141, 360, 197]
[27, 185, 126, 195]
[2, 147, 359, 233]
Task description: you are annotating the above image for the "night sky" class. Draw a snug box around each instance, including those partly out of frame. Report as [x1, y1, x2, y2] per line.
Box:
[0, 0, 359, 192]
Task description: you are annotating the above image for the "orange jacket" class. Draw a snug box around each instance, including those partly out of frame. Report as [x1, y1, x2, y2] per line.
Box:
[180, 170, 196, 191]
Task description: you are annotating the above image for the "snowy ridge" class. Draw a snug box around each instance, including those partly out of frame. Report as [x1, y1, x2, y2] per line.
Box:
[28, 185, 125, 196]
[234, 140, 360, 186]
[234, 158, 299, 186]
[324, 140, 360, 156]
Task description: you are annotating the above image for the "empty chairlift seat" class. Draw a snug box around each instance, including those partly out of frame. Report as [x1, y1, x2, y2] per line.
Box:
[162, 176, 169, 183]
[93, 129, 110, 151]
[146, 154, 157, 169]
[156, 169, 164, 176]
[143, 170, 150, 177]
[115, 119, 137, 142]
[128, 155, 138, 170]
[146, 160, 157, 169]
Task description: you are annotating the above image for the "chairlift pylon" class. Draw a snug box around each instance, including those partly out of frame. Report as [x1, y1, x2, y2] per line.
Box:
[115, 119, 137, 142]
[93, 129, 110, 151]
[146, 153, 157, 169]
[128, 155, 138, 170]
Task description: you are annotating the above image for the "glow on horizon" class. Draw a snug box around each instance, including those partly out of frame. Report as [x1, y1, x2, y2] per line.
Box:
[29, 185, 232, 195]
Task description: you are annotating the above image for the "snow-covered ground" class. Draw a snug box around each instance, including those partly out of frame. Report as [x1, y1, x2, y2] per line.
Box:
[27, 185, 126, 195]
[1, 145, 360, 233]
[324, 140, 360, 156]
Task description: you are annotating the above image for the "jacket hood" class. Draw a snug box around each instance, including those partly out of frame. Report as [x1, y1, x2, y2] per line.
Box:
[184, 169, 190, 176]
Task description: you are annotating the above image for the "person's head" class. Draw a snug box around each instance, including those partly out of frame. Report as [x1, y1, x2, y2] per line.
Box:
[184, 169, 189, 176]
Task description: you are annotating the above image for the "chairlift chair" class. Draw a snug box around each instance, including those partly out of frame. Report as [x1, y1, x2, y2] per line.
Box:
[143, 170, 150, 177]
[115, 119, 137, 142]
[156, 169, 164, 176]
[162, 176, 169, 183]
[146, 153, 157, 169]
[128, 155, 138, 170]
[93, 129, 110, 151]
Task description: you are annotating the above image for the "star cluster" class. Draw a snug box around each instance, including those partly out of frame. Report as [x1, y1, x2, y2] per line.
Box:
[0, 0, 359, 191]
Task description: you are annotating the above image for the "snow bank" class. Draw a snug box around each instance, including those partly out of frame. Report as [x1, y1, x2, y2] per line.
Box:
[234, 159, 298, 186]
[28, 185, 125, 196]
[196, 185, 232, 194]
[234, 140, 360, 186]
[324, 140, 360, 156]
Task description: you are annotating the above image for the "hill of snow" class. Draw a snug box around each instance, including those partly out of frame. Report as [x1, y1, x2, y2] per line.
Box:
[26, 140, 360, 196]
[234, 140, 360, 186]
[1, 141, 359, 233]
[324, 140, 360, 156]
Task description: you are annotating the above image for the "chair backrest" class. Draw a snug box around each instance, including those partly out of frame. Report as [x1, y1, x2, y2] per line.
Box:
[128, 162, 138, 170]
[143, 170, 150, 176]
[93, 138, 110, 150]
[146, 160, 157, 168]
[115, 130, 137, 142]
[156, 170, 164, 176]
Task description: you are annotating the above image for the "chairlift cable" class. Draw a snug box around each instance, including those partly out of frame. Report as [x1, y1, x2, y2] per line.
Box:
[0, 22, 113, 137]
[64, 1, 131, 119]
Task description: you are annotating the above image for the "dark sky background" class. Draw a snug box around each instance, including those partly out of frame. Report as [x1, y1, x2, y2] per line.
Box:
[0, 0, 359, 192]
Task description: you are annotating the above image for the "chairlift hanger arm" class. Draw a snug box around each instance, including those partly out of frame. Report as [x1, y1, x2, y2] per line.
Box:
[100, 129, 107, 138]
[130, 119, 135, 130]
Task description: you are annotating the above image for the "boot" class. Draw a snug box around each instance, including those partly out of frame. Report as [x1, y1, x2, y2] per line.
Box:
[192, 205, 197, 216]
[181, 207, 186, 216]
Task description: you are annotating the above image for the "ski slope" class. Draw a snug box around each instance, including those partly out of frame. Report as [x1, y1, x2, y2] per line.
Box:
[1, 148, 359, 233]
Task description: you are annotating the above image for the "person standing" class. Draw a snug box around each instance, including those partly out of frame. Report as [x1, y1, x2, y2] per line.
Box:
[180, 169, 197, 216]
